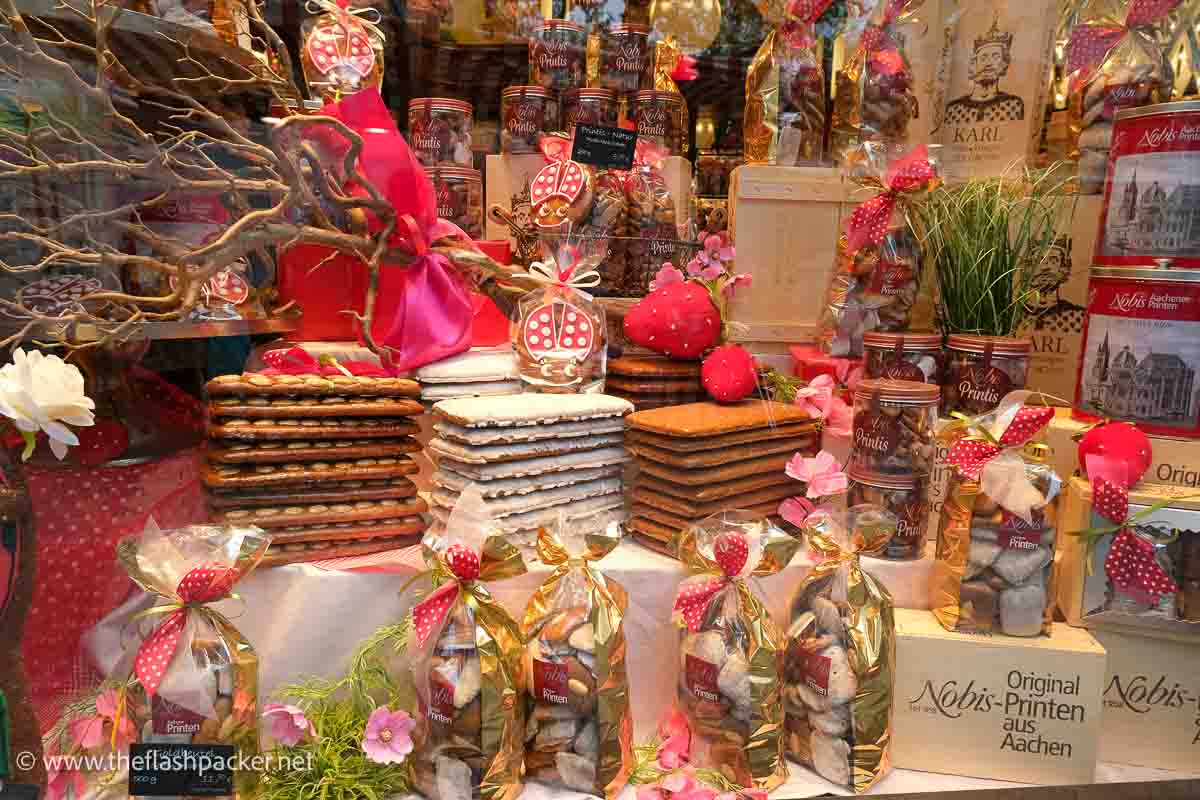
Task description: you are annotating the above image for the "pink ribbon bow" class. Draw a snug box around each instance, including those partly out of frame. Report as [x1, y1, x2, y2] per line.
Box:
[134, 563, 238, 697]
[1066, 0, 1180, 90]
[260, 346, 389, 377]
[845, 145, 937, 254]
[671, 54, 700, 82]
[1091, 477, 1179, 602]
[945, 404, 1055, 481]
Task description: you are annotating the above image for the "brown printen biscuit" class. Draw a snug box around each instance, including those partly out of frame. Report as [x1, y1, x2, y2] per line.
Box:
[637, 471, 796, 503]
[629, 517, 678, 551]
[608, 357, 702, 378]
[608, 392, 706, 411]
[214, 497, 427, 529]
[631, 483, 798, 518]
[259, 534, 417, 567]
[209, 419, 419, 441]
[631, 501, 783, 533]
[628, 435, 816, 469]
[605, 376, 703, 395]
[207, 438, 420, 465]
[205, 479, 417, 509]
[202, 457, 418, 489]
[626, 401, 811, 437]
[627, 422, 818, 453]
[206, 373, 420, 398]
[264, 515, 426, 545]
[635, 451, 793, 486]
[208, 397, 424, 419]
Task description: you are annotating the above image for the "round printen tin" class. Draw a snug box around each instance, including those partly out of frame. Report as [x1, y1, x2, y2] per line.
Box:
[1073, 264, 1200, 437]
[1096, 100, 1200, 270]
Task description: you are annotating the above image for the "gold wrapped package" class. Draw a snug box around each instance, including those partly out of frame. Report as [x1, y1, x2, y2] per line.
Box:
[408, 488, 527, 800]
[671, 512, 800, 791]
[521, 519, 632, 798]
[931, 394, 1061, 637]
[43, 523, 270, 800]
[745, 0, 832, 165]
[784, 506, 898, 793]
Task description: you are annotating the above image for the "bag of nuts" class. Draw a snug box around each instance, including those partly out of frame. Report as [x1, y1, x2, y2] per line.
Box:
[672, 512, 801, 791]
[784, 505, 898, 793]
[932, 393, 1061, 637]
[1065, 0, 1179, 193]
[817, 143, 939, 357]
[521, 517, 632, 798]
[408, 488, 527, 800]
[43, 522, 270, 799]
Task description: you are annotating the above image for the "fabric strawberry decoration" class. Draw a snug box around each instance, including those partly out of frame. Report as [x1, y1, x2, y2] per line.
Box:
[73, 418, 129, 467]
[701, 344, 757, 403]
[444, 543, 480, 581]
[623, 282, 722, 360]
[714, 530, 749, 576]
[1078, 421, 1152, 485]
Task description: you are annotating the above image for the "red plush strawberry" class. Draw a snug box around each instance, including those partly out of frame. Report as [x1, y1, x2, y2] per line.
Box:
[623, 283, 722, 360]
[1078, 421, 1152, 486]
[714, 530, 748, 576]
[445, 543, 480, 581]
[701, 344, 757, 403]
[73, 418, 129, 467]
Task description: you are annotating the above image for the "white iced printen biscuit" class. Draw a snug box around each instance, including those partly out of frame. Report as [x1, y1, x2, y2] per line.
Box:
[428, 434, 625, 465]
[432, 465, 624, 497]
[420, 381, 523, 401]
[431, 447, 631, 481]
[430, 477, 624, 518]
[414, 349, 519, 384]
[434, 417, 626, 446]
[433, 393, 634, 428]
[430, 494, 627, 533]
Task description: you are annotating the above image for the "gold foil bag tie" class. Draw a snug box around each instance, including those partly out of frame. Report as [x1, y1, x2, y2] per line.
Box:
[785, 506, 897, 793]
[522, 516, 631, 799]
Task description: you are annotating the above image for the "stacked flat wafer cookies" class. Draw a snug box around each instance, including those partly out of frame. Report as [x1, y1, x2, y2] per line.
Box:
[414, 349, 522, 402]
[203, 373, 428, 566]
[625, 401, 820, 555]
[605, 356, 705, 410]
[427, 394, 635, 547]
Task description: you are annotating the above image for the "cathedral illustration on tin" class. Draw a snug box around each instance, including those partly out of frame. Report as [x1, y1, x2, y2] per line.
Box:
[1103, 160, 1200, 258]
[1082, 322, 1199, 425]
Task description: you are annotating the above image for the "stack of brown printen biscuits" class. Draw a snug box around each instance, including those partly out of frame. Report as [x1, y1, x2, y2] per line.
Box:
[625, 401, 821, 554]
[202, 373, 428, 566]
[604, 356, 705, 411]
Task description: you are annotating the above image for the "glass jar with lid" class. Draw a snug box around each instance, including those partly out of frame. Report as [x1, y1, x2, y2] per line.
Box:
[851, 378, 940, 476]
[943, 335, 1032, 415]
[862, 331, 944, 384]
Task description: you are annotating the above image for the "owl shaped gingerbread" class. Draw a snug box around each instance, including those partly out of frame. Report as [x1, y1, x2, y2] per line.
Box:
[513, 246, 607, 394]
[531, 135, 594, 230]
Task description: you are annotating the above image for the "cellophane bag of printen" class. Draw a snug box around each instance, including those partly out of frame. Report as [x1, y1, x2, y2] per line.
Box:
[521, 515, 632, 798]
[784, 505, 898, 793]
[672, 511, 800, 791]
[408, 487, 527, 800]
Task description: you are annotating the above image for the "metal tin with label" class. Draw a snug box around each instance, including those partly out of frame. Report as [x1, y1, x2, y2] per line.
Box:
[1096, 100, 1200, 270]
[1074, 264, 1200, 437]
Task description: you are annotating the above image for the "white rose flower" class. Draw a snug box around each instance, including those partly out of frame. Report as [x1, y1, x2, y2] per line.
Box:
[0, 348, 95, 459]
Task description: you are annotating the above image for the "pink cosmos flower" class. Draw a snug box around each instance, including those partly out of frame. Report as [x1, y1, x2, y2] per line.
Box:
[262, 703, 315, 747]
[703, 234, 735, 263]
[778, 496, 816, 527]
[823, 395, 853, 439]
[69, 688, 137, 751]
[656, 708, 691, 769]
[794, 374, 835, 418]
[699, 264, 725, 281]
[786, 450, 848, 498]
[722, 273, 752, 298]
[44, 739, 86, 800]
[361, 707, 415, 765]
[650, 264, 686, 292]
[637, 784, 667, 800]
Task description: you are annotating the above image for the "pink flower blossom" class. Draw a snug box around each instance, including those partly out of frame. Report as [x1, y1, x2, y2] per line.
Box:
[45, 739, 87, 800]
[794, 374, 835, 418]
[262, 703, 315, 747]
[661, 772, 696, 794]
[361, 707, 415, 765]
[699, 264, 725, 281]
[676, 787, 718, 800]
[779, 496, 816, 527]
[638, 785, 668, 800]
[823, 395, 853, 439]
[786, 450, 848, 498]
[703, 234, 724, 253]
[721, 273, 752, 298]
[69, 688, 136, 751]
[685, 256, 705, 277]
[656, 708, 691, 769]
[742, 790, 769, 800]
[650, 264, 685, 292]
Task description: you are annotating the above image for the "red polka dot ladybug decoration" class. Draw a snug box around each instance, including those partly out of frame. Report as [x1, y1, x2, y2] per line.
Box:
[531, 135, 594, 229]
[301, 0, 385, 101]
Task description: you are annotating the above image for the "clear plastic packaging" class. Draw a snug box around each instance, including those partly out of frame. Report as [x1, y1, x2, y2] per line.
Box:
[850, 378, 940, 476]
[300, 0, 385, 102]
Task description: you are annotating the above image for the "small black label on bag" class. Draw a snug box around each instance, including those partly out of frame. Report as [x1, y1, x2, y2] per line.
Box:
[1, 784, 41, 800]
[128, 743, 234, 796]
[571, 124, 636, 170]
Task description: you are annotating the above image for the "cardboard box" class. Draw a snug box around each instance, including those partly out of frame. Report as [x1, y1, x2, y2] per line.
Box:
[1056, 476, 1200, 643]
[892, 609, 1106, 785]
[1046, 408, 1200, 490]
[933, 0, 1057, 183]
[1091, 628, 1200, 771]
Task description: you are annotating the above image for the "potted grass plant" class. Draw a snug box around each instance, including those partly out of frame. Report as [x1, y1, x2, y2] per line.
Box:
[913, 167, 1074, 414]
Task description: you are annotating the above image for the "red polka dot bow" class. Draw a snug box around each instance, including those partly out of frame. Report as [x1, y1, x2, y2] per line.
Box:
[1066, 0, 1180, 90]
[780, 0, 833, 49]
[411, 543, 481, 647]
[673, 531, 749, 632]
[134, 563, 238, 697]
[845, 145, 937, 254]
[1092, 477, 1179, 602]
[946, 404, 1055, 481]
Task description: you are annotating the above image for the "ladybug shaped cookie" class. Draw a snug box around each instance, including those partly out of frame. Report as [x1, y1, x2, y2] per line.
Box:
[518, 298, 599, 390]
[531, 135, 593, 229]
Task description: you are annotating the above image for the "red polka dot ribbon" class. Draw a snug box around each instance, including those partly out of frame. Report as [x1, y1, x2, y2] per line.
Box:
[412, 582, 461, 647]
[1091, 477, 1178, 602]
[134, 563, 238, 697]
[780, 0, 833, 49]
[673, 577, 728, 633]
[945, 405, 1055, 481]
[1066, 0, 1180, 90]
[845, 145, 937, 254]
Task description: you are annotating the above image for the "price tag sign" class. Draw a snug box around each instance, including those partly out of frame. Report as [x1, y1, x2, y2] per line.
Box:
[570, 124, 637, 170]
[128, 743, 234, 797]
